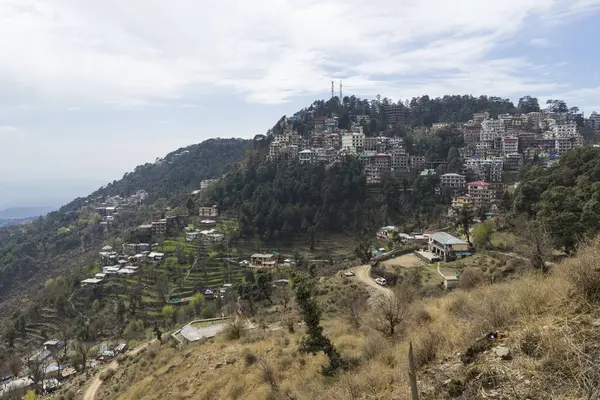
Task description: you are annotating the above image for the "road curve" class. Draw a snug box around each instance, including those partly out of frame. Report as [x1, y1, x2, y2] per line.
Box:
[83, 340, 155, 400]
[351, 264, 394, 300]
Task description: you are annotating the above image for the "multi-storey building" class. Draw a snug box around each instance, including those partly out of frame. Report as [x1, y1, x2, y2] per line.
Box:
[467, 181, 493, 209]
[589, 112, 600, 130]
[341, 132, 365, 153]
[518, 133, 536, 153]
[473, 112, 490, 123]
[199, 205, 219, 218]
[553, 122, 577, 138]
[410, 156, 426, 174]
[151, 219, 167, 235]
[465, 158, 504, 183]
[440, 173, 466, 189]
[383, 104, 407, 128]
[365, 164, 382, 185]
[501, 137, 519, 155]
[504, 153, 523, 171]
[481, 119, 506, 141]
[374, 153, 392, 171]
[299, 149, 316, 163]
[324, 133, 341, 149]
[391, 149, 409, 171]
[460, 121, 482, 144]
[527, 112, 544, 131]
[555, 137, 574, 155]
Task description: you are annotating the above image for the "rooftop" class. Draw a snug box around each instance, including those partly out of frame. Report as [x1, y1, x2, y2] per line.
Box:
[468, 181, 489, 186]
[429, 232, 468, 246]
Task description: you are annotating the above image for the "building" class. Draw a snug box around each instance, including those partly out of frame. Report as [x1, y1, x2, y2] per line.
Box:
[555, 137, 574, 154]
[341, 132, 365, 153]
[151, 219, 167, 235]
[383, 104, 407, 128]
[200, 179, 218, 190]
[473, 112, 490, 123]
[410, 156, 426, 173]
[298, 149, 316, 163]
[501, 137, 519, 155]
[440, 173, 466, 189]
[553, 122, 577, 138]
[199, 205, 219, 218]
[427, 232, 471, 261]
[365, 164, 382, 185]
[464, 158, 504, 183]
[481, 119, 506, 141]
[452, 194, 474, 209]
[391, 149, 409, 171]
[250, 253, 278, 269]
[460, 121, 482, 144]
[467, 181, 493, 209]
[504, 153, 523, 171]
[374, 153, 391, 171]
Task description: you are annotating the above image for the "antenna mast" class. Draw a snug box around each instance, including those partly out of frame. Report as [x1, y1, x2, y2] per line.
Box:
[340, 80, 343, 100]
[331, 81, 334, 99]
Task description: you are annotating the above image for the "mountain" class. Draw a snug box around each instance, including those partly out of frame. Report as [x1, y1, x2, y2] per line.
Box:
[0, 206, 56, 219]
[0, 138, 251, 308]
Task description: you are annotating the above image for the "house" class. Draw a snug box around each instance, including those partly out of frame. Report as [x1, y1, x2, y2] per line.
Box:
[81, 278, 103, 286]
[43, 339, 65, 352]
[0, 377, 34, 399]
[299, 149, 316, 163]
[199, 205, 219, 217]
[427, 232, 472, 261]
[250, 253, 278, 268]
[200, 229, 225, 242]
[452, 194, 475, 210]
[101, 245, 113, 251]
[115, 343, 128, 353]
[180, 325, 204, 344]
[151, 219, 167, 235]
[440, 173, 466, 189]
[186, 231, 201, 241]
[377, 226, 396, 240]
[467, 181, 493, 209]
[148, 252, 164, 261]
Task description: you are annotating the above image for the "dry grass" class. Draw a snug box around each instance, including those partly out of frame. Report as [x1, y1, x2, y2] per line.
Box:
[96, 238, 600, 400]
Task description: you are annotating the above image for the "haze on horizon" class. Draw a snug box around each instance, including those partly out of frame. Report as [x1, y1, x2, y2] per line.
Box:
[1, 0, 600, 209]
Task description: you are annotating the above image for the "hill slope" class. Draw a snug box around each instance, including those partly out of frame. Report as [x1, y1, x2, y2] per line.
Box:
[0, 138, 251, 309]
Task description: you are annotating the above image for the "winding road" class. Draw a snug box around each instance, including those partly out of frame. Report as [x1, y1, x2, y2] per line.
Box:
[351, 264, 393, 300]
[83, 339, 156, 400]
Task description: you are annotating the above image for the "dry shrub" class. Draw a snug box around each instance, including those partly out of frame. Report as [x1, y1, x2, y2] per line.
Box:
[243, 348, 257, 366]
[564, 238, 600, 304]
[459, 267, 485, 289]
[362, 335, 389, 361]
[412, 329, 445, 368]
[520, 328, 545, 358]
[227, 382, 244, 399]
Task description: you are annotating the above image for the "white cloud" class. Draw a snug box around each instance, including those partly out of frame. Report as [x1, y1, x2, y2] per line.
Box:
[0, 0, 598, 106]
[530, 38, 552, 47]
[0, 125, 22, 139]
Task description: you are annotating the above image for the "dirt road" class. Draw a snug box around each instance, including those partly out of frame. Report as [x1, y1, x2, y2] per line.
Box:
[351, 264, 393, 300]
[83, 340, 155, 400]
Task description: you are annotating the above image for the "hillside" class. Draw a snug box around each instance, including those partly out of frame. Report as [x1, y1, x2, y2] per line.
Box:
[0, 206, 56, 219]
[78, 238, 600, 400]
[0, 138, 250, 309]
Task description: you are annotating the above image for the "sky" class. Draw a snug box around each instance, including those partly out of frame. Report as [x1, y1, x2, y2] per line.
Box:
[1, 0, 600, 209]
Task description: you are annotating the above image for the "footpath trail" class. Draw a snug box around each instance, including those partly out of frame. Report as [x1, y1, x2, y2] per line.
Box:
[351, 264, 393, 301]
[83, 339, 156, 400]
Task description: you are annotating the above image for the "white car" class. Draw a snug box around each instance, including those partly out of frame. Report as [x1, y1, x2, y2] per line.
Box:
[343, 270, 355, 277]
[375, 277, 387, 286]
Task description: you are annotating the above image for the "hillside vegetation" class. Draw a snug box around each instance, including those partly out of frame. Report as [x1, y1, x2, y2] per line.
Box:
[88, 238, 600, 400]
[0, 138, 250, 307]
[514, 147, 600, 252]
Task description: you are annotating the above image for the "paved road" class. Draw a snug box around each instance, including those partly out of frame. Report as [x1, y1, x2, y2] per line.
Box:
[351, 264, 393, 300]
[83, 340, 155, 400]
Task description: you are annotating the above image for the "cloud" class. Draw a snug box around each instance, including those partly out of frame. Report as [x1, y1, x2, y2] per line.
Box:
[530, 38, 552, 47]
[0, 125, 22, 139]
[0, 0, 598, 106]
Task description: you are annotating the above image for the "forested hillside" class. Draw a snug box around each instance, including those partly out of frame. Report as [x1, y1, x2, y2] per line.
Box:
[0, 138, 250, 304]
[514, 147, 600, 252]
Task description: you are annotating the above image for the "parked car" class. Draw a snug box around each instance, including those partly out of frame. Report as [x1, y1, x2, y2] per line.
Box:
[343, 270, 355, 277]
[375, 277, 387, 286]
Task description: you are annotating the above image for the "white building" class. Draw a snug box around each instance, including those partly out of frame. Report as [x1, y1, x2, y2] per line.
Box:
[501, 137, 519, 155]
[341, 132, 365, 153]
[553, 122, 577, 138]
[440, 173, 466, 189]
[481, 119, 506, 141]
[299, 149, 316, 163]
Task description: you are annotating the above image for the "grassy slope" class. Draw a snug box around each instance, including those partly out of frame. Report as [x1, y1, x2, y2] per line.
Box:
[82, 237, 600, 400]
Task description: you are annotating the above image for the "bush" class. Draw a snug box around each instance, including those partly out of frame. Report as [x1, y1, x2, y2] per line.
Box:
[362, 335, 389, 360]
[565, 239, 600, 304]
[100, 368, 115, 381]
[224, 318, 246, 340]
[459, 267, 485, 289]
[413, 329, 444, 368]
[243, 349, 257, 366]
[202, 304, 217, 319]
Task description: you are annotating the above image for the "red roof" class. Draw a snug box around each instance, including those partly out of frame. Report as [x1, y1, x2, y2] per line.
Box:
[468, 181, 489, 186]
[375, 153, 391, 157]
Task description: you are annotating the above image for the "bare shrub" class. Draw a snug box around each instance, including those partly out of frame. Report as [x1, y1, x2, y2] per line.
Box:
[374, 284, 415, 337]
[224, 318, 246, 340]
[243, 349, 257, 366]
[256, 357, 278, 391]
[362, 335, 389, 360]
[413, 329, 445, 368]
[564, 238, 600, 304]
[459, 267, 485, 289]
